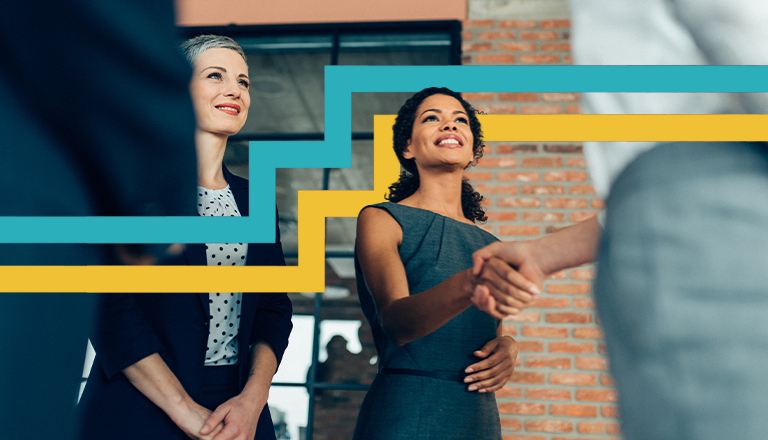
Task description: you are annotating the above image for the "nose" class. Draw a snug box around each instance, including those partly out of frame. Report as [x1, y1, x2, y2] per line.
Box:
[442, 120, 458, 131]
[224, 79, 241, 99]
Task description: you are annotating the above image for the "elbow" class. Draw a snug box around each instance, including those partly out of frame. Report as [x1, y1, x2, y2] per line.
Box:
[379, 314, 415, 347]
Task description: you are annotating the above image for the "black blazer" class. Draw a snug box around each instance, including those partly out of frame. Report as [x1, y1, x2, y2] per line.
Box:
[77, 165, 293, 440]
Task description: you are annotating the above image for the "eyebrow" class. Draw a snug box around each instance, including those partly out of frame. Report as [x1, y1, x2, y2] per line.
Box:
[201, 66, 250, 79]
[419, 108, 468, 118]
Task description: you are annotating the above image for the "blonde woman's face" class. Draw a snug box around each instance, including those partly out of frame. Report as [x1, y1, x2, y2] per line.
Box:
[189, 48, 250, 137]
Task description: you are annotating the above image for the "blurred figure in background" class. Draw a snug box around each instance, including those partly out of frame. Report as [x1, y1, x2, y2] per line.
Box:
[473, 1, 768, 439]
[0, 1, 196, 439]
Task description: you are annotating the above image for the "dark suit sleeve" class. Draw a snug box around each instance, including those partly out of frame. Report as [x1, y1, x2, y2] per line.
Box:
[89, 294, 165, 379]
[251, 209, 293, 367]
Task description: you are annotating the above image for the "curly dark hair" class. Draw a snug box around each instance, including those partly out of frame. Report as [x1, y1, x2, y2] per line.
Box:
[386, 87, 487, 222]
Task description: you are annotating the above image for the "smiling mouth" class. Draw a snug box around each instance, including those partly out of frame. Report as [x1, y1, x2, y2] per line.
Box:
[215, 105, 240, 115]
[437, 138, 462, 147]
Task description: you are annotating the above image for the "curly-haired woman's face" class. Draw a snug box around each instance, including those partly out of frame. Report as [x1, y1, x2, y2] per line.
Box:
[403, 94, 475, 172]
[189, 48, 250, 137]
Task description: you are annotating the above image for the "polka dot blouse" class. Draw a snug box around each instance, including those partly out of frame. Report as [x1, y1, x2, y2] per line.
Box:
[197, 186, 247, 366]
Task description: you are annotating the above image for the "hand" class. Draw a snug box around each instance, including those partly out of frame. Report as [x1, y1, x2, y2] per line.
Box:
[169, 400, 223, 440]
[199, 394, 264, 440]
[463, 336, 518, 393]
[472, 241, 547, 319]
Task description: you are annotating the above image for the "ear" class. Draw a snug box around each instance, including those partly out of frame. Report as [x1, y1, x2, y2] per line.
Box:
[402, 139, 414, 160]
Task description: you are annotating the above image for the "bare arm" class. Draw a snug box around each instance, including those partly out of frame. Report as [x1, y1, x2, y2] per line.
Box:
[123, 353, 222, 440]
[471, 216, 602, 317]
[357, 207, 538, 346]
[200, 341, 277, 440]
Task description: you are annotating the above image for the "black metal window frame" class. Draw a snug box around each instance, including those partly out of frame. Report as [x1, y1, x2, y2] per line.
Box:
[180, 20, 462, 440]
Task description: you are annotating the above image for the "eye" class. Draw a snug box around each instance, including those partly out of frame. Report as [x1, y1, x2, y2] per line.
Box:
[238, 79, 249, 88]
[423, 115, 438, 122]
[207, 72, 222, 80]
[456, 116, 469, 124]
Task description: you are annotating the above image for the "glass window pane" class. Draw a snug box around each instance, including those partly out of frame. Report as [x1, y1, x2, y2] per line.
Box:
[269, 385, 310, 440]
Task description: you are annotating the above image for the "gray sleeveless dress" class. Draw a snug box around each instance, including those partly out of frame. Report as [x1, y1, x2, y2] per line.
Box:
[353, 202, 502, 440]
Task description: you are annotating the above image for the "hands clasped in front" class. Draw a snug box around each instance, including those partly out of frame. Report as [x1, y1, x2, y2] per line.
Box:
[176, 394, 263, 440]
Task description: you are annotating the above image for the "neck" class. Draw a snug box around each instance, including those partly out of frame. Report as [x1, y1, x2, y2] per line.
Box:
[402, 167, 468, 222]
[196, 130, 228, 189]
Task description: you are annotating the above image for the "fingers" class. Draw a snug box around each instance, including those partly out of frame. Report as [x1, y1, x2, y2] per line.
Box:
[201, 406, 229, 435]
[464, 354, 514, 392]
[472, 241, 503, 275]
[211, 422, 242, 440]
[477, 259, 535, 309]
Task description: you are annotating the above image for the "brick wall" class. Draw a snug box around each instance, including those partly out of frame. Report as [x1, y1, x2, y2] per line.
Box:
[462, 18, 623, 440]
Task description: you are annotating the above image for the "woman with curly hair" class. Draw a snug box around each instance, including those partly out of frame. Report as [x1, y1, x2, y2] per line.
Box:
[353, 87, 539, 439]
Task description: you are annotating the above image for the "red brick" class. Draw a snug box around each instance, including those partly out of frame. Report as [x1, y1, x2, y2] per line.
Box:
[572, 268, 595, 279]
[598, 342, 607, 354]
[477, 31, 518, 40]
[601, 374, 616, 386]
[540, 43, 572, 51]
[544, 171, 588, 182]
[546, 312, 592, 324]
[523, 212, 565, 222]
[565, 104, 582, 114]
[499, 92, 539, 102]
[510, 371, 546, 384]
[498, 171, 540, 182]
[522, 185, 564, 195]
[521, 157, 563, 168]
[462, 55, 473, 65]
[573, 298, 594, 310]
[548, 271, 568, 280]
[540, 19, 571, 28]
[521, 31, 559, 40]
[566, 157, 587, 167]
[517, 340, 545, 352]
[526, 388, 572, 401]
[475, 183, 519, 194]
[499, 225, 540, 236]
[573, 328, 604, 340]
[498, 42, 538, 52]
[592, 199, 606, 209]
[497, 386, 524, 398]
[602, 405, 620, 418]
[568, 185, 596, 194]
[607, 422, 622, 435]
[550, 342, 595, 354]
[544, 198, 589, 208]
[550, 372, 597, 386]
[547, 283, 591, 294]
[521, 104, 562, 114]
[529, 297, 569, 308]
[524, 356, 571, 369]
[520, 54, 561, 64]
[464, 171, 492, 181]
[479, 224, 493, 234]
[462, 92, 495, 101]
[571, 212, 598, 222]
[550, 404, 598, 417]
[525, 420, 573, 433]
[497, 198, 540, 209]
[499, 402, 546, 415]
[476, 157, 519, 168]
[506, 312, 541, 323]
[501, 325, 519, 336]
[497, 144, 538, 154]
[476, 54, 517, 64]
[500, 418, 524, 431]
[462, 30, 474, 40]
[564, 55, 574, 64]
[499, 20, 538, 29]
[463, 42, 493, 52]
[503, 436, 546, 440]
[463, 19, 495, 28]
[543, 144, 582, 153]
[578, 422, 606, 434]
[522, 326, 568, 338]
[480, 104, 518, 114]
[486, 211, 519, 222]
[576, 389, 618, 402]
